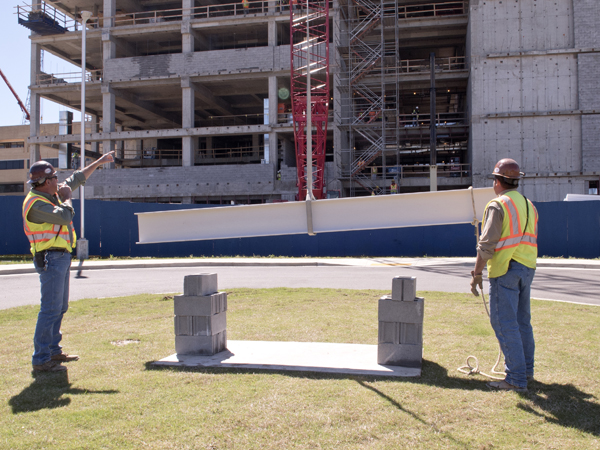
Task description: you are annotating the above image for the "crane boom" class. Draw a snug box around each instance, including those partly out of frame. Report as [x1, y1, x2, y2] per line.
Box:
[0, 68, 30, 122]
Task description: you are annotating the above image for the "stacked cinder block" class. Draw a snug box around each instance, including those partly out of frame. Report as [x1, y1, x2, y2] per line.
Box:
[377, 276, 424, 368]
[174, 273, 227, 355]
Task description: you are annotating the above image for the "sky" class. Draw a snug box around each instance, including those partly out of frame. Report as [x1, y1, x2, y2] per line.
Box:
[1, 2, 81, 127]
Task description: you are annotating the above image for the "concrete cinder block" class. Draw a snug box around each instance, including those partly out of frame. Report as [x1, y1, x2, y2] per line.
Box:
[391, 276, 416, 301]
[377, 343, 422, 367]
[174, 311, 227, 337]
[378, 296, 424, 324]
[183, 273, 218, 296]
[378, 321, 422, 345]
[174, 292, 227, 316]
[175, 331, 227, 355]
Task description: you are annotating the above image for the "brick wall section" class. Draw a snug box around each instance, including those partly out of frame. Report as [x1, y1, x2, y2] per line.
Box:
[574, 1, 600, 171]
[578, 54, 600, 111]
[105, 46, 291, 81]
[581, 115, 600, 170]
[84, 164, 297, 199]
[573, 0, 600, 47]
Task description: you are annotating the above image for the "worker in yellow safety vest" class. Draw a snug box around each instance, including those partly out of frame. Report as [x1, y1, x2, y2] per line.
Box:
[390, 180, 398, 194]
[23, 153, 114, 372]
[242, 0, 249, 14]
[470, 158, 538, 393]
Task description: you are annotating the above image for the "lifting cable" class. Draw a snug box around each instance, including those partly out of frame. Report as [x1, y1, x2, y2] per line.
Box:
[456, 187, 505, 380]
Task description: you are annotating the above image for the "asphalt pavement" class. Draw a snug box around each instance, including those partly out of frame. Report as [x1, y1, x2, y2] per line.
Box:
[2, 257, 600, 310]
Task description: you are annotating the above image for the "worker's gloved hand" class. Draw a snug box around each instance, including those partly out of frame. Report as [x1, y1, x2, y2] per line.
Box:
[470, 271, 483, 297]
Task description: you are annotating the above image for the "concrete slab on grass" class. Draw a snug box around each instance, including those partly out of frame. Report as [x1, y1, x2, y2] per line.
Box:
[154, 340, 421, 377]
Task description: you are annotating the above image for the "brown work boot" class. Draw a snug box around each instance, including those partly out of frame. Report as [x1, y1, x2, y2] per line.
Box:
[33, 360, 67, 372]
[51, 353, 80, 362]
[487, 380, 527, 393]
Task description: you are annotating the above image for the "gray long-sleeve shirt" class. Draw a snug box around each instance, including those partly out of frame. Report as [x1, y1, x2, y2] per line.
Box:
[26, 171, 87, 245]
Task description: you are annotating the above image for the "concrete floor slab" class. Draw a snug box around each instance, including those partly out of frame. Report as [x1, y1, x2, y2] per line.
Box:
[154, 340, 421, 377]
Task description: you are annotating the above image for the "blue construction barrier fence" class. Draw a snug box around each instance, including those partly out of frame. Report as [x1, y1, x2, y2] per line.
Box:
[2, 196, 599, 259]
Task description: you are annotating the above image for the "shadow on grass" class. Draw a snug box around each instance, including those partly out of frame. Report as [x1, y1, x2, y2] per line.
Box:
[9, 371, 119, 414]
[370, 361, 600, 437]
[517, 380, 600, 436]
[145, 359, 600, 437]
[356, 377, 469, 448]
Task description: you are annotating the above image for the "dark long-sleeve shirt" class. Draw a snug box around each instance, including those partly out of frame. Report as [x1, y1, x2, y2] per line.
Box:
[26, 171, 86, 245]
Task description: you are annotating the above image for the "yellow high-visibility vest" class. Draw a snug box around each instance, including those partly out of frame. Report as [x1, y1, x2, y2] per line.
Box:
[485, 190, 537, 278]
[22, 192, 76, 255]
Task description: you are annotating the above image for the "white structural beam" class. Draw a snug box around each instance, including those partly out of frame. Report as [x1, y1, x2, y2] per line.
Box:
[136, 187, 495, 244]
[564, 194, 600, 201]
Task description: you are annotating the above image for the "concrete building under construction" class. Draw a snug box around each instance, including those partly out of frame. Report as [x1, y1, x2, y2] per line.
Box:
[12, 0, 600, 203]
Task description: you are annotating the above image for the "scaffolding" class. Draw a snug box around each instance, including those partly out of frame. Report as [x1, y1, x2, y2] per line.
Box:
[337, 0, 470, 196]
[337, 0, 400, 196]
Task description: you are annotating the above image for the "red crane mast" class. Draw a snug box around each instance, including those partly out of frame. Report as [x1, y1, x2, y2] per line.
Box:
[0, 68, 30, 122]
[290, 0, 329, 200]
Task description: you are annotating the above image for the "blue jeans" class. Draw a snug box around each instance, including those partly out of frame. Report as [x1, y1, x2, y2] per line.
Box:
[32, 251, 72, 366]
[489, 260, 535, 389]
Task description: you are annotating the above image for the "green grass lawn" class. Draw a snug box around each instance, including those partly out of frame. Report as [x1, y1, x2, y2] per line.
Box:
[1, 288, 599, 449]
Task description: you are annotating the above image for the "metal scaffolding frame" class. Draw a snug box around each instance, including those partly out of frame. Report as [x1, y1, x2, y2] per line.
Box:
[338, 0, 400, 197]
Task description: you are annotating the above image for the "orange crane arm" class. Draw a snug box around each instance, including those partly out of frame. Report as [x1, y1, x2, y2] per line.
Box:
[0, 68, 30, 121]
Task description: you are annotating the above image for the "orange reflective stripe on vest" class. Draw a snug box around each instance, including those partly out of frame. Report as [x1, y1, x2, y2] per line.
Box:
[22, 192, 75, 254]
[494, 195, 537, 252]
[485, 190, 538, 278]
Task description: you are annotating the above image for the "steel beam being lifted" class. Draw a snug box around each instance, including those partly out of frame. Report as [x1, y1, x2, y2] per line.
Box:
[136, 187, 495, 244]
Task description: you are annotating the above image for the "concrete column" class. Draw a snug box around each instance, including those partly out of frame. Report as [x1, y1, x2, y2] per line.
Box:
[181, 76, 196, 166]
[58, 111, 73, 169]
[268, 76, 278, 172]
[331, 0, 345, 187]
[29, 42, 41, 163]
[115, 124, 123, 160]
[102, 83, 115, 157]
[125, 139, 143, 160]
[182, 0, 193, 19]
[182, 0, 194, 52]
[181, 22, 194, 53]
[181, 0, 196, 168]
[102, 19, 116, 161]
[378, 276, 424, 368]
[103, 0, 115, 27]
[174, 273, 227, 355]
[90, 114, 100, 155]
[268, 18, 277, 46]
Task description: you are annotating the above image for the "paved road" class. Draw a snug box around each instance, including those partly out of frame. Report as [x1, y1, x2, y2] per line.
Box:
[2, 259, 599, 310]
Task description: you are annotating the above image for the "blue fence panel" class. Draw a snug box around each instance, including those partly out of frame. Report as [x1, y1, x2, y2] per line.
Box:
[2, 196, 29, 255]
[535, 201, 600, 258]
[3, 195, 599, 259]
[568, 202, 600, 259]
